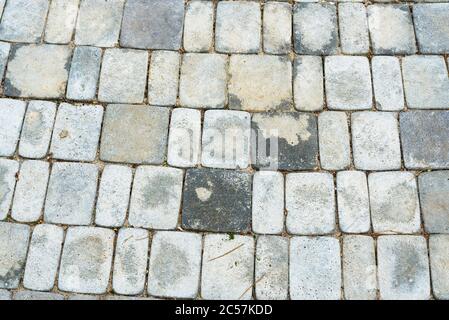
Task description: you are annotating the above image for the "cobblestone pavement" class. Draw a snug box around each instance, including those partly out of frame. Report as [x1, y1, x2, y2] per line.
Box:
[0, 0, 448, 301]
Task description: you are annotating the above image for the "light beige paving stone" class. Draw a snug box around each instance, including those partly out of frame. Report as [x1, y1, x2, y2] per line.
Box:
[148, 51, 180, 106]
[14, 290, 64, 300]
[184, 1, 214, 52]
[339, 3, 370, 54]
[293, 56, 324, 112]
[0, 159, 19, 220]
[263, 2, 292, 54]
[372, 56, 404, 111]
[429, 235, 449, 300]
[0, 99, 26, 157]
[44, 0, 80, 44]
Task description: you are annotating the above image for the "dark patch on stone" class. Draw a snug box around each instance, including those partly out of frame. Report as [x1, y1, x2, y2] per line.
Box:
[3, 77, 22, 97]
[228, 93, 243, 110]
[142, 173, 177, 208]
[392, 242, 427, 291]
[0, 266, 23, 289]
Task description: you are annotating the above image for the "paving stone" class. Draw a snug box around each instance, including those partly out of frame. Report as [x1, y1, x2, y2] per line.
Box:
[113, 228, 149, 296]
[4, 44, 72, 99]
[367, 4, 416, 55]
[98, 49, 148, 104]
[0, 99, 26, 156]
[228, 55, 292, 112]
[44, 162, 98, 225]
[377, 236, 430, 300]
[50, 103, 103, 162]
[402, 56, 449, 109]
[293, 3, 338, 55]
[369, 172, 421, 234]
[352, 112, 401, 170]
[0, 222, 30, 289]
[184, 1, 214, 52]
[0, 0, 49, 43]
[429, 235, 449, 300]
[201, 234, 254, 300]
[100, 104, 169, 164]
[343, 236, 377, 300]
[18, 101, 56, 159]
[14, 290, 64, 300]
[325, 56, 372, 110]
[0, 159, 19, 220]
[252, 112, 318, 171]
[44, 0, 80, 44]
[148, 231, 202, 299]
[293, 56, 324, 112]
[58, 227, 115, 294]
[23, 224, 64, 291]
[179, 53, 228, 109]
[255, 236, 289, 300]
[0, 289, 11, 300]
[182, 169, 252, 233]
[75, 0, 124, 47]
[0, 0, 5, 18]
[201, 110, 251, 169]
[66, 46, 102, 101]
[339, 3, 370, 54]
[290, 237, 341, 300]
[263, 2, 292, 54]
[252, 172, 284, 235]
[129, 166, 183, 230]
[413, 4, 449, 54]
[95, 165, 133, 228]
[11, 160, 49, 223]
[0, 41, 10, 80]
[337, 171, 371, 234]
[120, 0, 184, 50]
[167, 108, 202, 168]
[318, 111, 351, 171]
[215, 1, 261, 54]
[372, 56, 404, 111]
[68, 294, 99, 300]
[148, 51, 180, 106]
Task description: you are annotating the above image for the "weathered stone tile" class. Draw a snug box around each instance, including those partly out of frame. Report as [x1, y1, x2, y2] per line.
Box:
[100, 104, 169, 164]
[0, 159, 19, 220]
[290, 237, 341, 300]
[44, 0, 80, 44]
[372, 56, 404, 111]
[23, 224, 64, 291]
[184, 1, 214, 52]
[148, 51, 180, 106]
[58, 227, 115, 294]
[98, 49, 148, 104]
[0, 99, 26, 156]
[0, 289, 11, 300]
[95, 165, 133, 228]
[68, 294, 99, 300]
[11, 160, 49, 223]
[129, 166, 183, 230]
[50, 103, 103, 162]
[113, 228, 149, 296]
[44, 162, 98, 225]
[216, 1, 261, 54]
[179, 53, 227, 109]
[202, 234, 254, 300]
[339, 3, 370, 54]
[4, 44, 72, 99]
[120, 0, 184, 50]
[182, 169, 252, 233]
[229, 55, 292, 112]
[263, 2, 292, 54]
[429, 235, 449, 300]
[0, 41, 10, 80]
[252, 112, 318, 171]
[377, 235, 430, 300]
[148, 231, 202, 299]
[14, 290, 64, 300]
[352, 112, 401, 170]
[0, 222, 30, 289]
[413, 4, 449, 54]
[293, 56, 324, 112]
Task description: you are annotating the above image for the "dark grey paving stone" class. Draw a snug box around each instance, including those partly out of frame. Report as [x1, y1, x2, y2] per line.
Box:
[413, 3, 449, 54]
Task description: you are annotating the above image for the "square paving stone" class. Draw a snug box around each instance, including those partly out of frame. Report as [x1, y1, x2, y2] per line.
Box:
[400, 111, 449, 169]
[0, 99, 26, 157]
[183, 1, 214, 52]
[100, 104, 170, 164]
[372, 56, 404, 111]
[58, 227, 115, 294]
[229, 55, 292, 112]
[429, 235, 449, 300]
[413, 4, 449, 54]
[182, 169, 252, 233]
[263, 2, 292, 54]
[120, 0, 184, 50]
[44, 0, 80, 44]
[4, 44, 72, 99]
[0, 159, 19, 220]
[252, 112, 318, 171]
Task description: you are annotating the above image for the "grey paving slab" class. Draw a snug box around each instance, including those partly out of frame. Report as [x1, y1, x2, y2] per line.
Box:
[413, 3, 449, 54]
[0, 159, 19, 220]
[0, 41, 10, 80]
[44, 0, 80, 44]
[263, 2, 292, 54]
[0, 289, 11, 300]
[429, 235, 449, 300]
[184, 1, 214, 52]
[372, 56, 404, 111]
[148, 51, 180, 107]
[338, 3, 370, 54]
[293, 56, 324, 112]
[0, 99, 26, 157]
[14, 290, 64, 300]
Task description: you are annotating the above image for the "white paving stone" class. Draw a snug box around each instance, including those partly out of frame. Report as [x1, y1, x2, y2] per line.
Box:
[263, 2, 292, 54]
[0, 159, 19, 220]
[184, 1, 214, 52]
[148, 51, 180, 106]
[44, 0, 80, 44]
[338, 3, 369, 54]
[0, 99, 26, 157]
[429, 235, 449, 300]
[372, 56, 405, 111]
[293, 56, 324, 112]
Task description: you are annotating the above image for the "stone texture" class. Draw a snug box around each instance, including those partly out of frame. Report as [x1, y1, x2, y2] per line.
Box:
[148, 51, 180, 106]
[0, 99, 26, 156]
[0, 159, 19, 220]
[184, 1, 214, 52]
[14, 290, 64, 300]
[0, 289, 11, 300]
[263, 2, 292, 54]
[293, 56, 324, 112]
[339, 3, 370, 54]
[44, 0, 79, 44]
[413, 3, 449, 54]
[372, 56, 404, 111]
[0, 41, 10, 80]
[429, 235, 449, 300]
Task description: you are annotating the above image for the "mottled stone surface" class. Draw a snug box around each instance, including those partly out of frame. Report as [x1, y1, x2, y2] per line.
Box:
[14, 290, 64, 300]
[0, 159, 19, 220]
[184, 1, 214, 52]
[0, 289, 11, 300]
[0, 41, 10, 79]
[45, 0, 80, 44]
[372, 56, 404, 111]
[429, 235, 449, 300]
[0, 99, 26, 156]
[338, 3, 369, 54]
[263, 2, 292, 54]
[148, 51, 180, 106]
[413, 4, 449, 54]
[293, 56, 324, 112]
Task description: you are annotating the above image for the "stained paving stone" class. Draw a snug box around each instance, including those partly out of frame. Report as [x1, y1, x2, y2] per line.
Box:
[58, 227, 115, 294]
[100, 104, 170, 164]
[400, 111, 449, 169]
[293, 56, 324, 112]
[0, 41, 10, 80]
[0, 222, 30, 289]
[377, 235, 430, 300]
[263, 2, 292, 54]
[0, 289, 11, 300]
[112, 228, 149, 296]
[229, 55, 292, 112]
[44, 0, 80, 44]
[148, 231, 202, 299]
[182, 168, 252, 233]
[429, 235, 449, 300]
[4, 44, 72, 99]
[14, 290, 64, 300]
[50, 103, 103, 162]
[0, 99, 26, 157]
[290, 237, 341, 300]
[184, 1, 214, 52]
[0, 159, 19, 220]
[129, 166, 183, 230]
[372, 56, 404, 111]
[44, 162, 98, 225]
[148, 51, 180, 107]
[201, 234, 254, 300]
[120, 0, 184, 50]
[215, 1, 261, 54]
[252, 112, 318, 171]
[367, 4, 417, 55]
[338, 3, 370, 54]
[23, 224, 64, 291]
[293, 3, 338, 55]
[286, 172, 335, 235]
[413, 3, 449, 54]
